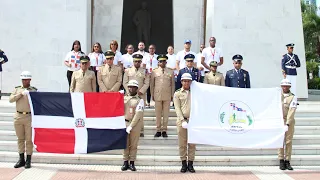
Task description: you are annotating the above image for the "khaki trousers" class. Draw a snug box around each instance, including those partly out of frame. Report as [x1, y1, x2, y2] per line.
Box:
[14, 115, 33, 155]
[278, 124, 295, 161]
[123, 120, 142, 161]
[155, 100, 170, 132]
[177, 126, 196, 161]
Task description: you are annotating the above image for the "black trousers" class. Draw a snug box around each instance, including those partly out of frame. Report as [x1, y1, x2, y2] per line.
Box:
[147, 87, 151, 104]
[67, 70, 73, 90]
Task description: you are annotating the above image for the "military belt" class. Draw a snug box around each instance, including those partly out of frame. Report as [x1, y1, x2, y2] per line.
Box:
[125, 119, 130, 122]
[285, 65, 296, 69]
[204, 71, 210, 74]
[17, 111, 31, 114]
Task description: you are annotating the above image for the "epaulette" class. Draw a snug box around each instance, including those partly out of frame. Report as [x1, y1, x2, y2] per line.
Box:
[0, 49, 2, 52]
[242, 69, 248, 73]
[15, 86, 21, 89]
[154, 67, 159, 70]
[30, 86, 38, 91]
[175, 88, 181, 92]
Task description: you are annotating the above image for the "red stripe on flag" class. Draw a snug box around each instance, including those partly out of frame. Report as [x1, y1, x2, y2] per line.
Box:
[34, 128, 75, 154]
[84, 92, 124, 118]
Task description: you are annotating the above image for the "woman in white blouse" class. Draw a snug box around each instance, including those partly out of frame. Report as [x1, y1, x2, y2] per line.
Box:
[64, 40, 85, 89]
[109, 40, 122, 66]
[120, 44, 134, 70]
[88, 42, 105, 92]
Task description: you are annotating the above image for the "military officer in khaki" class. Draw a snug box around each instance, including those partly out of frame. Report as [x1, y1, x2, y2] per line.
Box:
[123, 54, 150, 137]
[278, 79, 297, 171]
[150, 54, 175, 137]
[204, 61, 225, 86]
[70, 56, 96, 92]
[121, 80, 144, 172]
[97, 51, 122, 92]
[174, 73, 196, 173]
[9, 71, 37, 169]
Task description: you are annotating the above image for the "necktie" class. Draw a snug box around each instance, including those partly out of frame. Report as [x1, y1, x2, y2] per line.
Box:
[162, 68, 164, 74]
[82, 71, 85, 77]
[109, 66, 111, 72]
[136, 68, 138, 72]
[213, 73, 215, 76]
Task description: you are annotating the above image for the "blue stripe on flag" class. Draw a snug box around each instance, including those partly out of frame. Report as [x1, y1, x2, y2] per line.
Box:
[29, 92, 74, 117]
[87, 128, 127, 153]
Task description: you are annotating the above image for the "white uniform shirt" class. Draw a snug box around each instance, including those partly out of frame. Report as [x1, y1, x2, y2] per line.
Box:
[120, 53, 134, 69]
[113, 51, 122, 65]
[142, 53, 158, 74]
[88, 52, 105, 69]
[196, 52, 205, 76]
[166, 53, 178, 76]
[133, 50, 149, 57]
[64, 50, 85, 71]
[176, 50, 197, 70]
[201, 47, 223, 71]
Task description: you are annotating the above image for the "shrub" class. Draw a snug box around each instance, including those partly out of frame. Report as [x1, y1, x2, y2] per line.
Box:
[308, 77, 320, 89]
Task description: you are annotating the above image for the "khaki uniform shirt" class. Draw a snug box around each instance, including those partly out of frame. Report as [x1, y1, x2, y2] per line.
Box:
[282, 92, 297, 126]
[173, 88, 191, 126]
[123, 67, 150, 95]
[150, 67, 175, 101]
[70, 69, 96, 92]
[204, 71, 225, 86]
[9, 86, 37, 119]
[97, 64, 122, 92]
[124, 94, 144, 128]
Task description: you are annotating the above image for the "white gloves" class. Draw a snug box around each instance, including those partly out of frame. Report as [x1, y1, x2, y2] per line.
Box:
[119, 90, 125, 94]
[182, 121, 188, 129]
[284, 125, 288, 132]
[126, 126, 132, 134]
[22, 90, 29, 96]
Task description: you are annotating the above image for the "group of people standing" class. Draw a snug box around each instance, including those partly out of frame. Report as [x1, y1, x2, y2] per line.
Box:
[6, 36, 300, 172]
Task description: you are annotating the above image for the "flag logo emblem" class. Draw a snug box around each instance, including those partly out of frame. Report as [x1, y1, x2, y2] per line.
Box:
[219, 101, 254, 134]
[75, 118, 85, 128]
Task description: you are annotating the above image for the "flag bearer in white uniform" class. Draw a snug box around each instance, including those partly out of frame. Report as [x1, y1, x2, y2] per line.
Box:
[281, 43, 301, 96]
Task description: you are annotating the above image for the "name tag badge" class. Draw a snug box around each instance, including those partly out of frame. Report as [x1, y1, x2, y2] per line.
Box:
[229, 74, 234, 78]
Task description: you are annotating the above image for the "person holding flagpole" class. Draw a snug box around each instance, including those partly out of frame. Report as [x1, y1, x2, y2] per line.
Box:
[278, 79, 297, 171]
[173, 73, 196, 173]
[9, 71, 37, 169]
[121, 80, 144, 171]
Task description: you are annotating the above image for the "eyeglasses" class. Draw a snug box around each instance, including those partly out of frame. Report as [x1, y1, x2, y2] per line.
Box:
[94, 46, 99, 48]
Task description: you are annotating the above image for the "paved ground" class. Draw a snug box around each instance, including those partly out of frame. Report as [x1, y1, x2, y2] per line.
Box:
[0, 163, 320, 180]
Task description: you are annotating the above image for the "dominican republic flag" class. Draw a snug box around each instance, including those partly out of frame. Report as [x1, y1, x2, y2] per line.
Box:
[28, 92, 127, 154]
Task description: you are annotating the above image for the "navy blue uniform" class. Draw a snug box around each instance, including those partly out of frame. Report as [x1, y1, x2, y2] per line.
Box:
[176, 67, 200, 89]
[0, 49, 8, 72]
[281, 53, 300, 76]
[225, 69, 250, 88]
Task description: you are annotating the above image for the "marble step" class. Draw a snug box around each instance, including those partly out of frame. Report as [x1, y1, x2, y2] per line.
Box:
[0, 130, 319, 145]
[1, 112, 320, 126]
[1, 104, 320, 117]
[0, 151, 320, 166]
[0, 121, 320, 135]
[1, 141, 320, 156]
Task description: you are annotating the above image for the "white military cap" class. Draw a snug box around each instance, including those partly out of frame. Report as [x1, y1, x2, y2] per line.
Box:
[128, 80, 139, 88]
[280, 79, 291, 86]
[20, 71, 32, 80]
[181, 73, 192, 81]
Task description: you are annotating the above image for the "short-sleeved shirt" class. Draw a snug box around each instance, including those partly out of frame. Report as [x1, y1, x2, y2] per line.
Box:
[88, 52, 105, 67]
[142, 53, 158, 74]
[64, 50, 85, 71]
[176, 50, 197, 70]
[121, 53, 134, 69]
[113, 51, 122, 66]
[201, 47, 223, 71]
[166, 54, 177, 76]
[196, 52, 205, 76]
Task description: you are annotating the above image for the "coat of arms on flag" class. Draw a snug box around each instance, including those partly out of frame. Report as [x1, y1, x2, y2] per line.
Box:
[28, 92, 127, 154]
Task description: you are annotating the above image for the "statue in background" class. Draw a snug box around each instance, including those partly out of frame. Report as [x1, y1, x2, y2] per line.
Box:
[133, 1, 151, 46]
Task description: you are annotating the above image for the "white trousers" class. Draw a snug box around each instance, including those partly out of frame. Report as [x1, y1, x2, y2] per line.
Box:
[286, 75, 297, 96]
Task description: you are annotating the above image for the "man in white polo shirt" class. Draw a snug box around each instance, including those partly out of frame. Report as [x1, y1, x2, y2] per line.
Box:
[176, 40, 197, 73]
[201, 37, 223, 74]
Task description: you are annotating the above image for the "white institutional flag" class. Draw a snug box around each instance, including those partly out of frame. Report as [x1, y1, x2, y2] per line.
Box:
[188, 82, 286, 149]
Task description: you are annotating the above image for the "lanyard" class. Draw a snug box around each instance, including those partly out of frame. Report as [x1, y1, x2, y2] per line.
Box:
[94, 53, 100, 66]
[149, 55, 154, 73]
[210, 48, 215, 58]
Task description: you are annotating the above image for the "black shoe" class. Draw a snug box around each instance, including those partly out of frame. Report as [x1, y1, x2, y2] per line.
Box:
[162, 131, 168, 138]
[14, 153, 25, 168]
[188, 161, 195, 173]
[25, 155, 31, 169]
[180, 160, 187, 173]
[279, 159, 286, 170]
[121, 161, 129, 171]
[129, 161, 136, 171]
[154, 132, 161, 137]
[285, 160, 293, 170]
[140, 133, 144, 137]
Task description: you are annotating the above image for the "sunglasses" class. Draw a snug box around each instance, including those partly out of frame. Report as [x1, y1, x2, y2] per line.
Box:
[106, 58, 113, 60]
[134, 61, 142, 63]
[94, 46, 99, 48]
